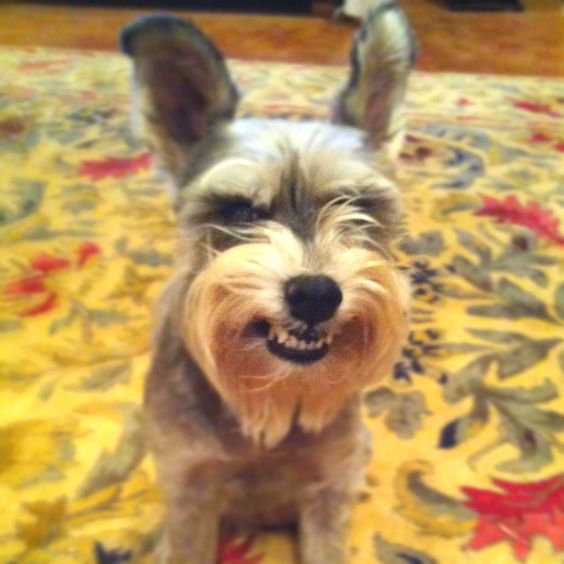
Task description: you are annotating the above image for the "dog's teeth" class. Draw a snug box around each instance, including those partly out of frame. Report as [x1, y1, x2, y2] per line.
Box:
[277, 328, 289, 344]
[325, 333, 334, 345]
[268, 327, 276, 340]
[287, 336, 298, 348]
[298, 340, 307, 350]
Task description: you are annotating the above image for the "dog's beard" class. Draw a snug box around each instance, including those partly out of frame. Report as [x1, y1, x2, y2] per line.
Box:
[181, 213, 408, 447]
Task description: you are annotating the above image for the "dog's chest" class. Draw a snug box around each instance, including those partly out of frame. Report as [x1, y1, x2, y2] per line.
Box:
[218, 414, 366, 528]
[220, 439, 329, 527]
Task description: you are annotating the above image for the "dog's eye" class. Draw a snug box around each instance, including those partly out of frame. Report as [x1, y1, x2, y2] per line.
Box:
[219, 199, 261, 224]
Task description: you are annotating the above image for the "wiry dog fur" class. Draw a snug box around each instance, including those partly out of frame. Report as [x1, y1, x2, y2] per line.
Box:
[120, 4, 415, 563]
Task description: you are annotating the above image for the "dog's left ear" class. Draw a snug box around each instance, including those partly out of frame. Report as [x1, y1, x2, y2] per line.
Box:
[120, 15, 239, 180]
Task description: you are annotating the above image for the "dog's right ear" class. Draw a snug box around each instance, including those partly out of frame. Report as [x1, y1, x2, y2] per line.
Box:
[120, 15, 239, 180]
[334, 1, 416, 160]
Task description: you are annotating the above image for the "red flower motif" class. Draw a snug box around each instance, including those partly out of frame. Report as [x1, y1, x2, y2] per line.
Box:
[463, 474, 564, 561]
[30, 252, 71, 274]
[476, 195, 564, 246]
[78, 152, 151, 181]
[513, 100, 561, 118]
[527, 132, 550, 144]
[22, 292, 58, 317]
[218, 536, 263, 564]
[3, 242, 101, 317]
[457, 97, 473, 106]
[526, 132, 564, 152]
[77, 242, 101, 267]
[4, 276, 47, 296]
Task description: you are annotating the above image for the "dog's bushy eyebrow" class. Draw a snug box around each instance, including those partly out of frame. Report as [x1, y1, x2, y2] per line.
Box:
[320, 187, 388, 208]
[201, 190, 263, 210]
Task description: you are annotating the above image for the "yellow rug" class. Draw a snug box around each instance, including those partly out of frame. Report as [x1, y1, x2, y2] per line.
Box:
[1, 47, 563, 564]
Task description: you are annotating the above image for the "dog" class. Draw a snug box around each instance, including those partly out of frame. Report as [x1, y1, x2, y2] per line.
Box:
[120, 4, 415, 562]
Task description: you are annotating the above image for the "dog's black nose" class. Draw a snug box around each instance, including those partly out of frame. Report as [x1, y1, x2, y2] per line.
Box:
[284, 275, 343, 325]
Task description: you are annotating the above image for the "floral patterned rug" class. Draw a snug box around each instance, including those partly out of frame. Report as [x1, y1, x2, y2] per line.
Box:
[0, 47, 563, 564]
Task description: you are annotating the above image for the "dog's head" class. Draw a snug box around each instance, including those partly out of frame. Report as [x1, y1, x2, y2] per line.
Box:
[121, 5, 415, 446]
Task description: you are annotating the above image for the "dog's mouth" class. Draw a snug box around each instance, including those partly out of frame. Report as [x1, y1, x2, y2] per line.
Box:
[249, 320, 333, 365]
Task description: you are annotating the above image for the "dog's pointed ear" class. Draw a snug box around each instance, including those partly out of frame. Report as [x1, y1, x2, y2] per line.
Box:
[120, 15, 239, 179]
[334, 1, 416, 159]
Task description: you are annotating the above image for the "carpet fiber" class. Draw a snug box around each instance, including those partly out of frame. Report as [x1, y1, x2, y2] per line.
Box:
[1, 47, 563, 563]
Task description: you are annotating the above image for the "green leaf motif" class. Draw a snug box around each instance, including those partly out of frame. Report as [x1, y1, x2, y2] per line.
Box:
[0, 179, 45, 226]
[89, 309, 131, 326]
[486, 382, 564, 473]
[524, 268, 548, 288]
[78, 406, 146, 498]
[0, 319, 22, 333]
[77, 362, 131, 391]
[443, 354, 495, 404]
[364, 387, 394, 415]
[129, 248, 172, 267]
[456, 229, 491, 262]
[485, 379, 558, 403]
[439, 342, 491, 354]
[394, 461, 475, 535]
[451, 255, 493, 292]
[63, 200, 97, 214]
[555, 283, 564, 320]
[497, 338, 559, 379]
[497, 417, 555, 474]
[365, 388, 430, 439]
[438, 397, 489, 449]
[441, 380, 563, 473]
[467, 328, 529, 345]
[499, 278, 552, 318]
[469, 278, 553, 321]
[374, 534, 438, 564]
[399, 231, 444, 257]
[49, 309, 77, 335]
[444, 331, 559, 399]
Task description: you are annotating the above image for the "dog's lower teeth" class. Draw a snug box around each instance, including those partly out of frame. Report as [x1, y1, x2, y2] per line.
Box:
[263, 322, 336, 353]
[286, 336, 298, 348]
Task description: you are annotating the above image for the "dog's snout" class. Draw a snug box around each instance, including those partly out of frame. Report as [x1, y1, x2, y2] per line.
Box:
[284, 275, 343, 325]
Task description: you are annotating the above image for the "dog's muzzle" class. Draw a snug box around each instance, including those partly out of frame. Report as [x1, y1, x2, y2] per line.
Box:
[250, 275, 342, 365]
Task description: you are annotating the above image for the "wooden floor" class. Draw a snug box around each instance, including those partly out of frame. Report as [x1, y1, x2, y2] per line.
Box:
[1, 2, 563, 76]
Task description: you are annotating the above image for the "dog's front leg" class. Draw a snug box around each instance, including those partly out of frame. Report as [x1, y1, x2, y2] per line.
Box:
[157, 466, 224, 564]
[299, 487, 352, 564]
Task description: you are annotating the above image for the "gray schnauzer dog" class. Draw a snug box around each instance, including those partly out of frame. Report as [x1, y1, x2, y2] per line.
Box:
[120, 4, 415, 563]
